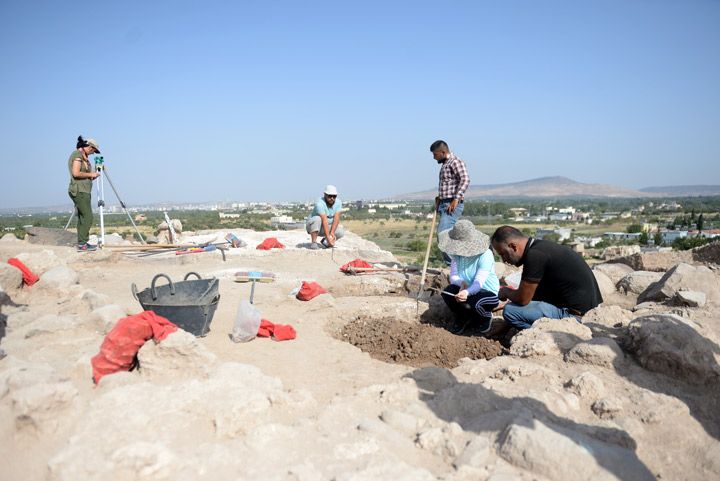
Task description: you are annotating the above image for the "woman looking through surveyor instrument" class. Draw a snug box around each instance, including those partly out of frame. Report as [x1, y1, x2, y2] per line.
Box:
[68, 135, 101, 251]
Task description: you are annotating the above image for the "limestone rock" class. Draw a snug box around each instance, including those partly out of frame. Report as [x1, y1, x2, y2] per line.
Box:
[87, 304, 127, 333]
[638, 263, 719, 304]
[39, 266, 79, 290]
[616, 271, 663, 295]
[593, 263, 634, 285]
[23, 314, 80, 338]
[137, 330, 217, 378]
[0, 233, 21, 242]
[497, 417, 654, 481]
[674, 290, 707, 307]
[101, 233, 126, 246]
[453, 435, 491, 469]
[593, 270, 616, 299]
[609, 250, 692, 272]
[0, 263, 23, 291]
[692, 241, 720, 265]
[509, 318, 592, 358]
[14, 249, 66, 275]
[565, 337, 624, 368]
[582, 305, 635, 331]
[11, 381, 78, 432]
[626, 314, 720, 384]
[564, 371, 606, 399]
[591, 398, 623, 419]
[80, 289, 111, 310]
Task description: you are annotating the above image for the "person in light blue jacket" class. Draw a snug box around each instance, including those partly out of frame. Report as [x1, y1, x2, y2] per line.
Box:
[438, 220, 500, 335]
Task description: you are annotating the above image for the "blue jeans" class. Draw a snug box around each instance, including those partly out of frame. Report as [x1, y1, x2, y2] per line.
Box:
[437, 199, 464, 264]
[502, 301, 580, 330]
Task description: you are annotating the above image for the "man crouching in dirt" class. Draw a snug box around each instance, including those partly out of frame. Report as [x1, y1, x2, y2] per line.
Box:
[306, 185, 345, 249]
[490, 225, 603, 330]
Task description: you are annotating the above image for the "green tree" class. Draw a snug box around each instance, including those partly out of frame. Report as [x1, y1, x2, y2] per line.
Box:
[697, 213, 704, 232]
[653, 232, 664, 246]
[639, 232, 649, 245]
[626, 224, 643, 233]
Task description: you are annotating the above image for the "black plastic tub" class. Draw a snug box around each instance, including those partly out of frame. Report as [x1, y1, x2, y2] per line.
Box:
[132, 272, 220, 337]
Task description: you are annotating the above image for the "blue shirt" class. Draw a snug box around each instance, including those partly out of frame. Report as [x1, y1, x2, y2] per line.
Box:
[450, 249, 500, 295]
[311, 197, 342, 223]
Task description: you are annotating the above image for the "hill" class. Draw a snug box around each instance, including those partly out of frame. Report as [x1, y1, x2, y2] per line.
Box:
[395, 176, 653, 200]
[639, 185, 720, 196]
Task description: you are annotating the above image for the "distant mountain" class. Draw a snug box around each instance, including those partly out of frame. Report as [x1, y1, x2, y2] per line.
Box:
[639, 185, 720, 196]
[395, 176, 654, 200]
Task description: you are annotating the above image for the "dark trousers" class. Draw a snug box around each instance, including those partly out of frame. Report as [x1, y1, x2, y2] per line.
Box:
[69, 191, 92, 244]
[441, 284, 500, 324]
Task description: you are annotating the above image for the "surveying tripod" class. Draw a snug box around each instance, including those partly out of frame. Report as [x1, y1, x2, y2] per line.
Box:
[64, 156, 146, 246]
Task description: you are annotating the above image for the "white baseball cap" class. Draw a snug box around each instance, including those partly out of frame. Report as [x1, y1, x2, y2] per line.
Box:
[324, 185, 338, 196]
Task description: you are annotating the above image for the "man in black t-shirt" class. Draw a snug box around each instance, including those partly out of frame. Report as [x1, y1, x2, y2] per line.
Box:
[490, 225, 603, 330]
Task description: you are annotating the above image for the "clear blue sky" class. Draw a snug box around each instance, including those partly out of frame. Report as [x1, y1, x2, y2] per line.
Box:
[1, 0, 718, 208]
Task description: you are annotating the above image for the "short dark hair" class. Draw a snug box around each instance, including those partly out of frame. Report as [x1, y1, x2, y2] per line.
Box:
[76, 135, 89, 149]
[429, 140, 449, 152]
[491, 225, 526, 244]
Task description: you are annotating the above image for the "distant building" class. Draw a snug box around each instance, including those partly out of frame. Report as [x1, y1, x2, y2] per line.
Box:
[219, 212, 241, 219]
[661, 230, 688, 243]
[603, 232, 641, 241]
[536, 227, 572, 242]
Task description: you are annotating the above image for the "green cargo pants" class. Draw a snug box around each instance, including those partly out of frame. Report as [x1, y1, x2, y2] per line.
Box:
[69, 191, 93, 244]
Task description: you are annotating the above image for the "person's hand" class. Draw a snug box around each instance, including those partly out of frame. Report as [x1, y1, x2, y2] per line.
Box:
[456, 290, 468, 302]
[91, 172, 100, 179]
[446, 198, 459, 214]
[498, 286, 510, 302]
[327, 234, 336, 247]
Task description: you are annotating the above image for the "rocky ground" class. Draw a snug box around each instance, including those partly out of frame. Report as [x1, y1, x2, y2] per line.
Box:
[1, 230, 719, 481]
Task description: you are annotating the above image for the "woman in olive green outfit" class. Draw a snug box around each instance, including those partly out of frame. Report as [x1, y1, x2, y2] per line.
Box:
[68, 136, 101, 251]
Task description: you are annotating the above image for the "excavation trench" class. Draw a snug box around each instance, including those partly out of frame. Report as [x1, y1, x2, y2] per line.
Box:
[339, 316, 503, 369]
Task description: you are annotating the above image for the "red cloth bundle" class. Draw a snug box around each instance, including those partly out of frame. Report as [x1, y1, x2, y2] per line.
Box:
[339, 258, 373, 273]
[90, 311, 178, 383]
[7, 258, 39, 286]
[257, 319, 296, 341]
[296, 281, 327, 301]
[256, 237, 286, 250]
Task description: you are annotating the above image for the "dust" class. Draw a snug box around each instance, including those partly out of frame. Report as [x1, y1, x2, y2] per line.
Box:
[339, 317, 503, 368]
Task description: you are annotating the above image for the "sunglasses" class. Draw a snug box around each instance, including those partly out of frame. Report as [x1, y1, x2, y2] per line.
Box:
[325, 194, 337, 198]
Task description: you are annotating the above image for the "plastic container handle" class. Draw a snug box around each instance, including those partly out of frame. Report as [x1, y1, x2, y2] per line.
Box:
[150, 273, 175, 300]
[184, 272, 202, 280]
[131, 283, 139, 301]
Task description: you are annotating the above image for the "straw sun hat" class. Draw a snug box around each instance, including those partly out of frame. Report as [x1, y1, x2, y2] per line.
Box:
[438, 220, 490, 257]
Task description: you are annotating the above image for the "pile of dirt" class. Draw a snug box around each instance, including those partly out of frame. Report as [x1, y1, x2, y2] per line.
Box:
[339, 317, 503, 368]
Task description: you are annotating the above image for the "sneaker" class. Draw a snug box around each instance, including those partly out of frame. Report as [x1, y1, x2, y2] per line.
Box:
[478, 316, 494, 334]
[308, 242, 321, 250]
[77, 243, 98, 252]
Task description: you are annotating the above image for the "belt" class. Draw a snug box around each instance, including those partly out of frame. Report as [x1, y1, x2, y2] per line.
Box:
[567, 308, 584, 317]
[439, 198, 464, 203]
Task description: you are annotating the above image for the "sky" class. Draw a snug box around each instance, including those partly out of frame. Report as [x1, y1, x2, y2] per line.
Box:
[0, 0, 719, 209]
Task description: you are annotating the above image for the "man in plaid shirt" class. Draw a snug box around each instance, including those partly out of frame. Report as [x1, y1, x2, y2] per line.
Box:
[430, 140, 470, 264]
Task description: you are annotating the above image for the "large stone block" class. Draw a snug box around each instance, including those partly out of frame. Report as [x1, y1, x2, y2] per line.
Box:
[638, 263, 720, 304]
[626, 314, 720, 384]
[0, 263, 23, 291]
[616, 271, 663, 295]
[509, 318, 592, 358]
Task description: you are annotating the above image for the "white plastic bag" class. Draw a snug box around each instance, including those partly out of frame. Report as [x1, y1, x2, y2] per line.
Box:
[230, 300, 261, 343]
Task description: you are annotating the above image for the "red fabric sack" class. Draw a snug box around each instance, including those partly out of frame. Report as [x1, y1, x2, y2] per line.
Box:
[256, 237, 286, 250]
[296, 281, 327, 301]
[7, 258, 40, 286]
[257, 319, 296, 341]
[91, 311, 178, 384]
[339, 258, 373, 273]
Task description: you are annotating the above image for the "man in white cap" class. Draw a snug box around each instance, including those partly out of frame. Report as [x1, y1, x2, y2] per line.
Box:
[306, 185, 344, 249]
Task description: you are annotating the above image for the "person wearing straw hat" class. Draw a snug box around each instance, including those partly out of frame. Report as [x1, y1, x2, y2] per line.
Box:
[68, 135, 101, 252]
[438, 220, 500, 335]
[306, 185, 345, 249]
